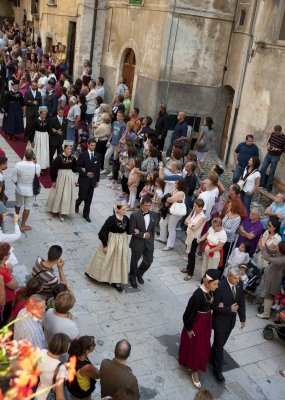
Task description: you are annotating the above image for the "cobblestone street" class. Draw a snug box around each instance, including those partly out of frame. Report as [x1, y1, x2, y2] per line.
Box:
[1, 133, 284, 400]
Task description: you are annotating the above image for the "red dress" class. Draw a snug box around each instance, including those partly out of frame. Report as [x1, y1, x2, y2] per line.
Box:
[178, 287, 213, 372]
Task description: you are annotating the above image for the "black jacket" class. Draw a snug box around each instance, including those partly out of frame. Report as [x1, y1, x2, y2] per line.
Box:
[212, 279, 246, 333]
[24, 89, 42, 118]
[129, 210, 156, 252]
[76, 150, 101, 189]
[46, 90, 59, 118]
[155, 111, 169, 138]
[48, 116, 67, 147]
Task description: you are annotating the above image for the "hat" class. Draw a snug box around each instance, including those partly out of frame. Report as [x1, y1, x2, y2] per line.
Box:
[63, 140, 74, 148]
[204, 269, 220, 281]
[39, 106, 47, 113]
[115, 197, 127, 207]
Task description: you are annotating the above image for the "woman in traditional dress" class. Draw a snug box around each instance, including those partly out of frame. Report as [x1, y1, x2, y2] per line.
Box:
[46, 141, 77, 222]
[2, 80, 24, 140]
[85, 198, 130, 292]
[178, 268, 220, 388]
[29, 106, 49, 173]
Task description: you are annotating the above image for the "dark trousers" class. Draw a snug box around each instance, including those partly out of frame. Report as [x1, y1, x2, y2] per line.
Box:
[211, 329, 232, 373]
[112, 158, 120, 181]
[76, 186, 94, 218]
[25, 115, 35, 139]
[130, 246, 154, 283]
[187, 238, 199, 276]
[121, 175, 129, 194]
[96, 140, 108, 169]
[0, 301, 13, 328]
[49, 144, 63, 166]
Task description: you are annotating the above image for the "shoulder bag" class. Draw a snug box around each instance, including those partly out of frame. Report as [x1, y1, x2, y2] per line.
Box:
[170, 193, 187, 217]
[46, 362, 68, 400]
[237, 169, 258, 191]
[33, 164, 41, 197]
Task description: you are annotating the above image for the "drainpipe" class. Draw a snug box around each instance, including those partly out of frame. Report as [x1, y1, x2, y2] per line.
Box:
[225, 0, 259, 165]
[164, 0, 177, 104]
[90, 0, 98, 66]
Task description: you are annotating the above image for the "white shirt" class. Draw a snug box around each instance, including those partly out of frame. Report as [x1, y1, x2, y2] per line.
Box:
[227, 248, 250, 267]
[37, 349, 68, 400]
[94, 85, 105, 100]
[86, 88, 97, 114]
[48, 73, 57, 81]
[43, 308, 80, 343]
[198, 187, 219, 222]
[143, 213, 150, 230]
[57, 115, 64, 125]
[187, 211, 206, 239]
[11, 161, 41, 196]
[38, 76, 48, 97]
[227, 278, 236, 296]
[31, 89, 37, 99]
[88, 149, 94, 160]
[206, 227, 227, 259]
[67, 104, 80, 122]
[242, 169, 260, 193]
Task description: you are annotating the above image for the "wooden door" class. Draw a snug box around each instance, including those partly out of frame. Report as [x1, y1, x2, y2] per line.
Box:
[219, 105, 232, 160]
[122, 48, 136, 95]
[67, 22, 76, 76]
[45, 37, 53, 53]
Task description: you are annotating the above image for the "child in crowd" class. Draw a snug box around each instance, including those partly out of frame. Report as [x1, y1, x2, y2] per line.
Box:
[239, 264, 249, 289]
[127, 159, 141, 211]
[152, 177, 165, 234]
[272, 281, 285, 311]
[139, 172, 156, 200]
[223, 242, 250, 277]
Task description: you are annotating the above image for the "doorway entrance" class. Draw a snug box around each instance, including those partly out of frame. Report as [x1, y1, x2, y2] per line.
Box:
[66, 21, 76, 76]
[219, 86, 235, 160]
[122, 48, 136, 95]
[45, 37, 53, 53]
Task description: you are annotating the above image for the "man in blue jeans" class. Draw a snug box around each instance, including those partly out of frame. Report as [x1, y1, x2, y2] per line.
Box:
[260, 125, 285, 190]
[232, 134, 259, 183]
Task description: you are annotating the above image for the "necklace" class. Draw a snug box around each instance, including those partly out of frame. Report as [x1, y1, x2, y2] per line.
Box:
[201, 285, 214, 303]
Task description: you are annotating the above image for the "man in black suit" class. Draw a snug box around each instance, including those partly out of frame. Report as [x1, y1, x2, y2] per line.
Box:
[24, 80, 42, 139]
[48, 107, 67, 166]
[211, 266, 246, 383]
[129, 196, 156, 288]
[76, 138, 101, 222]
[46, 78, 58, 119]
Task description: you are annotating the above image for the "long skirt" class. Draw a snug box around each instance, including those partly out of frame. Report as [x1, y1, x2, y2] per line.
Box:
[85, 232, 128, 284]
[46, 170, 75, 215]
[3, 102, 24, 136]
[34, 130, 49, 169]
[178, 311, 212, 372]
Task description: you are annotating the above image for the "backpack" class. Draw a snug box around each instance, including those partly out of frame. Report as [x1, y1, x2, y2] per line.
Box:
[33, 164, 41, 197]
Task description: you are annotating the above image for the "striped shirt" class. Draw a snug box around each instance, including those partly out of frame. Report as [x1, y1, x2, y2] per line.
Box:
[14, 308, 46, 349]
[268, 132, 285, 156]
[32, 257, 58, 298]
[222, 214, 241, 243]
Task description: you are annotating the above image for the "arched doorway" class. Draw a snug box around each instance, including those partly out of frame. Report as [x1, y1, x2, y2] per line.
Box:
[122, 48, 136, 95]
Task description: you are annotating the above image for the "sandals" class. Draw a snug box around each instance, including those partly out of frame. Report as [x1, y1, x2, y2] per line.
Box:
[279, 370, 285, 377]
[180, 268, 188, 273]
[184, 276, 192, 281]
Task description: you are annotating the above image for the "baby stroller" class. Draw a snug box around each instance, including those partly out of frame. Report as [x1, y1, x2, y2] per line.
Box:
[263, 307, 285, 341]
[245, 261, 268, 305]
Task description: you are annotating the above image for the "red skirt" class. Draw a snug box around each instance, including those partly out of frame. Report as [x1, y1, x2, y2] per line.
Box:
[178, 311, 212, 372]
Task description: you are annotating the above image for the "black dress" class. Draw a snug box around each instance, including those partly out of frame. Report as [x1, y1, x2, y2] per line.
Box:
[2, 90, 24, 137]
[178, 286, 213, 372]
[85, 214, 130, 284]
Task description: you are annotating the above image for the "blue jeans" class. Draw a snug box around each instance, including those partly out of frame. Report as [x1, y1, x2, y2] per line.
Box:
[232, 164, 244, 184]
[260, 153, 281, 190]
[240, 191, 253, 214]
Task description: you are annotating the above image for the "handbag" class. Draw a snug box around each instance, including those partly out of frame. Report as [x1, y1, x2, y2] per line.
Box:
[33, 164, 41, 197]
[170, 192, 187, 217]
[196, 134, 207, 151]
[237, 169, 258, 191]
[46, 362, 68, 400]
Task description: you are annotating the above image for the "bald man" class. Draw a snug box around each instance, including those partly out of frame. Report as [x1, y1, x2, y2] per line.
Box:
[100, 339, 140, 399]
[166, 111, 188, 156]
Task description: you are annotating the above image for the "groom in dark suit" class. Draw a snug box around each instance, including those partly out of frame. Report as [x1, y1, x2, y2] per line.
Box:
[24, 80, 42, 139]
[76, 138, 101, 222]
[48, 107, 67, 165]
[129, 196, 156, 289]
[211, 266, 246, 383]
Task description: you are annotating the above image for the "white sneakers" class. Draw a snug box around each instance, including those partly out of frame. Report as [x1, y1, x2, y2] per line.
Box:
[162, 246, 174, 251]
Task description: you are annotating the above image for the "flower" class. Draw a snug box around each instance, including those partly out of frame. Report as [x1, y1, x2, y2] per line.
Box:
[66, 355, 76, 382]
[26, 298, 44, 319]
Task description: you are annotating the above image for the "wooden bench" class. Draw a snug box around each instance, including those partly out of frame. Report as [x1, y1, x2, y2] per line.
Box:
[256, 178, 285, 202]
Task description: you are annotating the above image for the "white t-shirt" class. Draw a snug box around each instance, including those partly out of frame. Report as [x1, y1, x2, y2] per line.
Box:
[198, 187, 219, 222]
[206, 227, 227, 259]
[37, 349, 68, 400]
[38, 76, 48, 97]
[67, 104, 81, 122]
[242, 170, 260, 193]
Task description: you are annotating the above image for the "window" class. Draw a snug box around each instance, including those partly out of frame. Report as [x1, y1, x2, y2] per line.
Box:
[13, 0, 20, 7]
[279, 9, 285, 40]
[47, 0, 57, 6]
[239, 10, 246, 26]
[129, 0, 143, 4]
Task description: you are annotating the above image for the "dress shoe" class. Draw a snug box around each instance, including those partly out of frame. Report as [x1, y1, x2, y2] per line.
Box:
[130, 280, 138, 289]
[83, 216, 91, 223]
[112, 283, 123, 292]
[137, 275, 144, 285]
[75, 204, 79, 213]
[214, 370, 225, 383]
[191, 374, 201, 388]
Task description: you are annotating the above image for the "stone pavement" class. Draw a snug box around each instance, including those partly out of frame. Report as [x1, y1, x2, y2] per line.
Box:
[1, 134, 285, 400]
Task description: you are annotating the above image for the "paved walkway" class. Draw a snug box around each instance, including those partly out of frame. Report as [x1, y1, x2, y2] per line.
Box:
[1, 133, 284, 400]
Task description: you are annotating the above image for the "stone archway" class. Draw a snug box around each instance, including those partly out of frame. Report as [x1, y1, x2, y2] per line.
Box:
[122, 48, 136, 95]
[116, 40, 140, 101]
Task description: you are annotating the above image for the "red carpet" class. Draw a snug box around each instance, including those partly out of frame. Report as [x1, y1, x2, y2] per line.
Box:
[0, 128, 52, 188]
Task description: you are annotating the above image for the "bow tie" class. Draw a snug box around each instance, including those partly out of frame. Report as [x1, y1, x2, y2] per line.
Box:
[142, 211, 150, 216]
